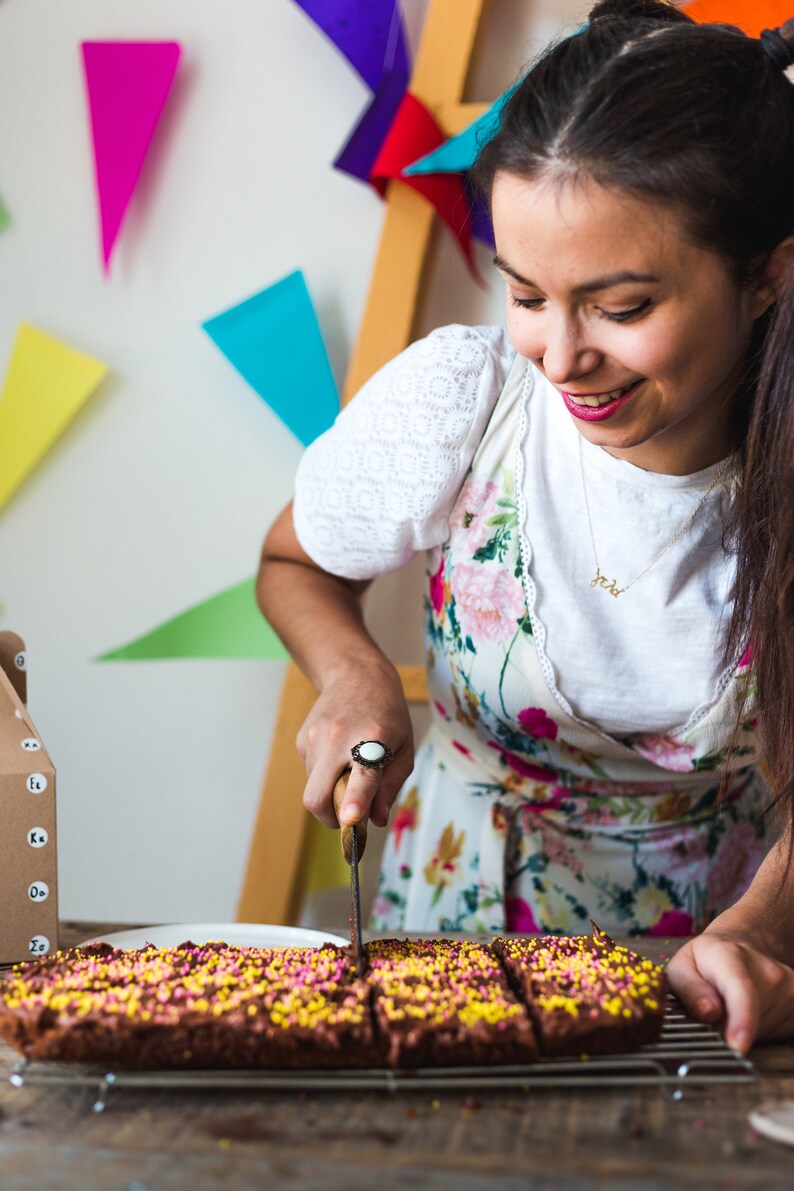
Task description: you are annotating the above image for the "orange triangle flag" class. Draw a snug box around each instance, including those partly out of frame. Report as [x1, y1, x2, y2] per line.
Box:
[682, 0, 792, 37]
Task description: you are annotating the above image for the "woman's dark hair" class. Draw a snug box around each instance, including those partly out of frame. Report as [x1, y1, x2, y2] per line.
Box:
[473, 0, 794, 840]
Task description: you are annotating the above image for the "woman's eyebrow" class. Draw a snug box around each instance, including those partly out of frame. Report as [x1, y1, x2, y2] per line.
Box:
[492, 254, 660, 292]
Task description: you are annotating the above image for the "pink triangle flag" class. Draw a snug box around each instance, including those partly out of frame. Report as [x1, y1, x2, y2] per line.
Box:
[81, 41, 181, 273]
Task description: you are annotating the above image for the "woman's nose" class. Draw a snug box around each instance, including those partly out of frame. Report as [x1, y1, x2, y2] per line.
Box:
[540, 313, 601, 385]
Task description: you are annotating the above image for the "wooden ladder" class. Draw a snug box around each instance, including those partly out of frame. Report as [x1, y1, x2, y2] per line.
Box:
[237, 0, 487, 925]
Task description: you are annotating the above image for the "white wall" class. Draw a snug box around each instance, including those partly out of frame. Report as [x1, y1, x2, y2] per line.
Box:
[0, 0, 586, 926]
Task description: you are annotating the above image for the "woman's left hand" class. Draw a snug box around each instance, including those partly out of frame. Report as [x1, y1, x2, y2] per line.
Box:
[666, 929, 794, 1053]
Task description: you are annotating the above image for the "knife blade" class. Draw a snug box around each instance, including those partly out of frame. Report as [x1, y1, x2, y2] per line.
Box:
[332, 771, 367, 972]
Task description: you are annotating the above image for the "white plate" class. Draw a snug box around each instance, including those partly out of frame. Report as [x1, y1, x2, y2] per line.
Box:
[78, 923, 349, 950]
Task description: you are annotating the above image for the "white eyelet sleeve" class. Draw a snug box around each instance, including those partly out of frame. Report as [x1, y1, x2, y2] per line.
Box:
[293, 324, 514, 579]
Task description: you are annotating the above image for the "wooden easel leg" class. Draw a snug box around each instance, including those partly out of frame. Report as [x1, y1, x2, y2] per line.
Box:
[236, 662, 317, 924]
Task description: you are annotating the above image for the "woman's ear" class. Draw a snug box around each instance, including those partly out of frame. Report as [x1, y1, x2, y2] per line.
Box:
[750, 235, 794, 317]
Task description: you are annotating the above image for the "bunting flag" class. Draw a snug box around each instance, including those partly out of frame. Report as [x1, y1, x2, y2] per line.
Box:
[202, 270, 339, 448]
[334, 68, 409, 189]
[81, 41, 181, 273]
[292, 0, 408, 90]
[371, 93, 482, 282]
[682, 0, 793, 36]
[0, 325, 108, 513]
[98, 577, 288, 661]
[467, 183, 495, 250]
[403, 92, 509, 178]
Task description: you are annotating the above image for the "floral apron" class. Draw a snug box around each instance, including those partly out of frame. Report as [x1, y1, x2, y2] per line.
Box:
[371, 353, 771, 937]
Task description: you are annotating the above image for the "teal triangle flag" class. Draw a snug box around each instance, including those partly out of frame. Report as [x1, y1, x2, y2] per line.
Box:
[404, 25, 586, 177]
[97, 577, 288, 661]
[202, 270, 339, 447]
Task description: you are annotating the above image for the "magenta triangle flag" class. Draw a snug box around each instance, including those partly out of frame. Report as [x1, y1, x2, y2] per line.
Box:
[81, 41, 181, 273]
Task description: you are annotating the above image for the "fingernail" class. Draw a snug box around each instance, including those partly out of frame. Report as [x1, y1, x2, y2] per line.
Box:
[728, 1030, 750, 1054]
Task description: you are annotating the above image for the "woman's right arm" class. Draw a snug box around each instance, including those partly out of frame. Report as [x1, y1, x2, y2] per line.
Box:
[256, 500, 414, 831]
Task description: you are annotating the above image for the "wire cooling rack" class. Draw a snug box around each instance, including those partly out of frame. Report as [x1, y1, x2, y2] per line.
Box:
[7, 998, 757, 1112]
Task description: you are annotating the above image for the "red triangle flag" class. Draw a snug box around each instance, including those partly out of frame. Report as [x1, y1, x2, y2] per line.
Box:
[371, 92, 483, 285]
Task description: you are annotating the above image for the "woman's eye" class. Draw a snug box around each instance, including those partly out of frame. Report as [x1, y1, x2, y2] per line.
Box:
[600, 299, 652, 323]
[509, 295, 543, 309]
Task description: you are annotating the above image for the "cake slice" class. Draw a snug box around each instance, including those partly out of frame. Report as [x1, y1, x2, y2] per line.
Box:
[493, 926, 666, 1057]
[0, 940, 376, 1069]
[365, 938, 538, 1067]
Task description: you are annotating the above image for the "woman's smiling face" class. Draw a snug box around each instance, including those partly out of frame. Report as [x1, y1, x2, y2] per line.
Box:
[491, 170, 768, 474]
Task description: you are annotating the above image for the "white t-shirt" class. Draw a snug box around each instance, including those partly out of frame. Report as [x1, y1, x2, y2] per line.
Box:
[293, 324, 738, 737]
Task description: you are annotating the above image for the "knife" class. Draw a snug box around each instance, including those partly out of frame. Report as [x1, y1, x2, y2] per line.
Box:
[332, 771, 367, 973]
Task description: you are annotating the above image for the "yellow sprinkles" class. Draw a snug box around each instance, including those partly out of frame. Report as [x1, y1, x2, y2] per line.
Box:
[495, 930, 665, 1018]
[0, 941, 368, 1029]
[367, 939, 525, 1028]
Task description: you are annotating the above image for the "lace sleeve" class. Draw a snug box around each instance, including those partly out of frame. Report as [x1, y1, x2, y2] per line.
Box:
[293, 324, 514, 579]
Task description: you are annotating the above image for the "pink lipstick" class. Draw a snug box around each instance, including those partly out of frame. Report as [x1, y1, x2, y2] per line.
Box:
[560, 379, 644, 422]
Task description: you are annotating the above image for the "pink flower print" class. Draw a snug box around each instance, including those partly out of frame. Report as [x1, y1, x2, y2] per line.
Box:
[452, 740, 473, 759]
[434, 699, 450, 720]
[450, 479, 499, 550]
[739, 641, 753, 669]
[429, 556, 445, 615]
[451, 561, 526, 645]
[518, 707, 558, 741]
[707, 821, 766, 911]
[505, 896, 540, 933]
[487, 741, 558, 783]
[539, 827, 583, 878]
[371, 895, 393, 920]
[648, 909, 694, 937]
[390, 786, 419, 852]
[632, 734, 697, 773]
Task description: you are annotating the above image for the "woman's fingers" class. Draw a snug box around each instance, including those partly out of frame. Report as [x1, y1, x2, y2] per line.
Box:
[680, 939, 760, 1053]
[302, 756, 345, 828]
[666, 946, 723, 1022]
[336, 765, 381, 825]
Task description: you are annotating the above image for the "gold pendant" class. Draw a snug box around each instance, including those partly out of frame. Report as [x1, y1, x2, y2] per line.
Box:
[588, 565, 626, 598]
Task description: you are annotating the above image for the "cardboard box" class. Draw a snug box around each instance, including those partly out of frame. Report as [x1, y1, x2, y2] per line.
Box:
[0, 631, 58, 964]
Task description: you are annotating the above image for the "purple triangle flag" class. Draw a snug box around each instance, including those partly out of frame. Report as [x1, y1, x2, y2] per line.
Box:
[334, 68, 408, 187]
[293, 0, 408, 91]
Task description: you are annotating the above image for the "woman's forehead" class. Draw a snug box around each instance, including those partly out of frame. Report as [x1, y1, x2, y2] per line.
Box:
[491, 170, 694, 284]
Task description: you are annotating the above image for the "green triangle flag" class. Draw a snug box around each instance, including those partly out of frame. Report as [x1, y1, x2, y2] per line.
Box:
[98, 577, 288, 661]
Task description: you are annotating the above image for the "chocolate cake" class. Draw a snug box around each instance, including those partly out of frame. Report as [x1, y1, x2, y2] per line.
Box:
[493, 926, 666, 1057]
[0, 940, 375, 1069]
[365, 938, 538, 1067]
[0, 928, 665, 1069]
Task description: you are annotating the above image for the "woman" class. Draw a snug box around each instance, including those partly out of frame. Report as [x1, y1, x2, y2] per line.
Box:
[257, 0, 794, 1050]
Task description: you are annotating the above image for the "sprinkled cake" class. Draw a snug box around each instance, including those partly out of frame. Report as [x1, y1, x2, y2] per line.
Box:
[492, 926, 666, 1057]
[0, 940, 375, 1069]
[366, 938, 538, 1066]
[0, 928, 666, 1069]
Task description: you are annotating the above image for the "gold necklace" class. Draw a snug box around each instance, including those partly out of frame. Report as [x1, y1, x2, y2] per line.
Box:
[578, 436, 732, 599]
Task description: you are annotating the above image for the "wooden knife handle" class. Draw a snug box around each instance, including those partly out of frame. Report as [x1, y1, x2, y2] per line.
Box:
[332, 770, 368, 864]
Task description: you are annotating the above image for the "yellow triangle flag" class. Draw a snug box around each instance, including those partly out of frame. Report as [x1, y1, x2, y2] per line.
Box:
[0, 325, 108, 511]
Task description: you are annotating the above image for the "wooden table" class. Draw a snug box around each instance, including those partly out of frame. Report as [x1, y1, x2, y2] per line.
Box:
[1, 924, 792, 1190]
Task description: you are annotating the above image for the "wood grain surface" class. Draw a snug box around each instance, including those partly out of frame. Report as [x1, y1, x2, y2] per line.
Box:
[0, 923, 792, 1190]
